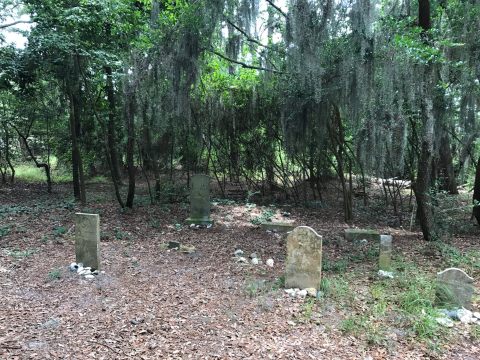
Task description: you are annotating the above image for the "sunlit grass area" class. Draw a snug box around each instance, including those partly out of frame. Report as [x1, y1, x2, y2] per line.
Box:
[14, 156, 72, 183]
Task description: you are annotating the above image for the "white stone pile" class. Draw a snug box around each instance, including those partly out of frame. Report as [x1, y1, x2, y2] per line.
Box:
[233, 249, 274, 267]
[435, 308, 480, 327]
[69, 262, 99, 280]
[284, 287, 317, 298]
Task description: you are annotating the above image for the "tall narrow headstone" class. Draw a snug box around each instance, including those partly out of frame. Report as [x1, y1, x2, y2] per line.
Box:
[186, 174, 212, 225]
[379, 235, 393, 271]
[285, 226, 323, 290]
[75, 213, 100, 270]
[436, 268, 474, 309]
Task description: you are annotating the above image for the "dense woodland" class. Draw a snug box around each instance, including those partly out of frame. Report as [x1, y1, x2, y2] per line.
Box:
[1, 0, 480, 237]
[2, 1, 480, 358]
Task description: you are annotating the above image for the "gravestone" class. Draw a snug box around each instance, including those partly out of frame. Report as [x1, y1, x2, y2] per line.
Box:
[261, 222, 295, 233]
[75, 213, 100, 270]
[436, 268, 474, 309]
[344, 228, 380, 242]
[285, 226, 323, 289]
[379, 235, 393, 271]
[186, 174, 212, 225]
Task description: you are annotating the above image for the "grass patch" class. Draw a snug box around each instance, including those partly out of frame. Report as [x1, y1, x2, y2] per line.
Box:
[0, 225, 11, 237]
[325, 260, 448, 347]
[52, 226, 67, 237]
[14, 157, 72, 183]
[323, 256, 348, 273]
[434, 242, 480, 274]
[8, 248, 36, 259]
[47, 268, 62, 281]
[245, 278, 269, 298]
[250, 208, 275, 225]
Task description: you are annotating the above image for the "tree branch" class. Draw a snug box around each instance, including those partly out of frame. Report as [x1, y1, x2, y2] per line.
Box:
[225, 17, 270, 50]
[0, 20, 32, 29]
[266, 0, 287, 18]
[209, 50, 283, 74]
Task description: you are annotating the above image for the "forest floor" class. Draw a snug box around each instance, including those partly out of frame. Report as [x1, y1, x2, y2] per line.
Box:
[0, 180, 479, 359]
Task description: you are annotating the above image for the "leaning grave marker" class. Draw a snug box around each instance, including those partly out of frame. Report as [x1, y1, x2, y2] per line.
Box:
[75, 213, 100, 270]
[285, 226, 323, 290]
[185, 174, 213, 225]
[436, 268, 474, 310]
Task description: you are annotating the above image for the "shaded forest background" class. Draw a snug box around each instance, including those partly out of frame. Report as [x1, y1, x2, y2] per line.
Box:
[1, 0, 480, 241]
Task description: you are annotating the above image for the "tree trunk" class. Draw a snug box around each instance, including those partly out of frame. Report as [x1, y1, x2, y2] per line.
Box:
[68, 54, 86, 204]
[105, 65, 123, 185]
[413, 0, 437, 241]
[124, 82, 136, 208]
[328, 103, 352, 223]
[414, 95, 436, 241]
[2, 123, 15, 183]
[438, 130, 458, 194]
[472, 156, 480, 225]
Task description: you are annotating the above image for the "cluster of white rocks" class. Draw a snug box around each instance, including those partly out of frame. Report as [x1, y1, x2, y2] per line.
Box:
[284, 287, 317, 298]
[435, 308, 480, 327]
[377, 270, 394, 279]
[69, 262, 99, 280]
[233, 249, 274, 267]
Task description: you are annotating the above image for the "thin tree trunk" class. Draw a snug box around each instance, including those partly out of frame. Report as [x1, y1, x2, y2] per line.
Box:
[2, 123, 15, 183]
[472, 156, 480, 225]
[9, 119, 51, 192]
[124, 82, 136, 208]
[438, 131, 458, 194]
[105, 65, 123, 185]
[69, 54, 86, 204]
[414, 95, 436, 241]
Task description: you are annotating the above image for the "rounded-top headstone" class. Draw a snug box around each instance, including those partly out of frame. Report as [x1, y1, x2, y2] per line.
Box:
[436, 268, 474, 309]
[285, 226, 323, 290]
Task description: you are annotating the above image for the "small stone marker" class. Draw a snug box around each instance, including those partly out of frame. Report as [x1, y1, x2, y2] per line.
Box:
[75, 213, 100, 270]
[344, 228, 380, 242]
[261, 222, 295, 233]
[379, 235, 392, 271]
[285, 226, 323, 289]
[186, 174, 212, 225]
[436, 268, 474, 309]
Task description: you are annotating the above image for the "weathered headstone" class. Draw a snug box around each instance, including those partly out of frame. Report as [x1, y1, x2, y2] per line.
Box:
[261, 222, 295, 233]
[379, 235, 393, 271]
[285, 226, 323, 289]
[344, 228, 380, 242]
[75, 213, 100, 270]
[436, 268, 474, 309]
[186, 174, 212, 225]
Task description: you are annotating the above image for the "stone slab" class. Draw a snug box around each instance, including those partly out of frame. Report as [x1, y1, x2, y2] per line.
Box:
[436, 268, 474, 309]
[75, 213, 100, 270]
[344, 228, 380, 242]
[285, 226, 323, 290]
[261, 222, 295, 233]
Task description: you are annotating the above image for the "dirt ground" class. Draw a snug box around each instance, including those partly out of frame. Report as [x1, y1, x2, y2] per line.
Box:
[0, 182, 479, 359]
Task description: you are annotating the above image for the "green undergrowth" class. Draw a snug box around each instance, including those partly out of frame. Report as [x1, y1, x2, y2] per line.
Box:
[316, 260, 451, 350]
[434, 242, 480, 276]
